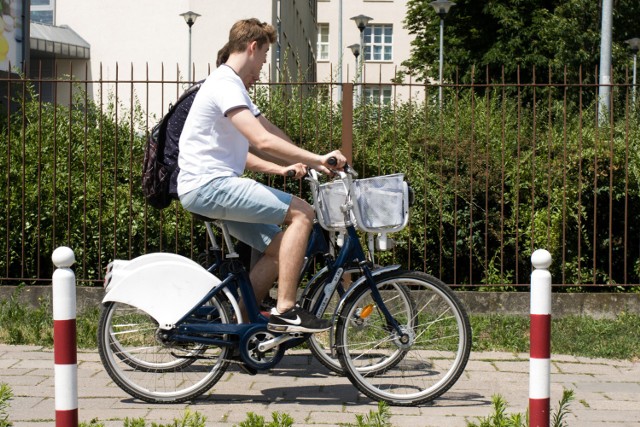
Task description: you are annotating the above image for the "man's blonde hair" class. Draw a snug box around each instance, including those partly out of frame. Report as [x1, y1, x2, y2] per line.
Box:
[227, 18, 276, 54]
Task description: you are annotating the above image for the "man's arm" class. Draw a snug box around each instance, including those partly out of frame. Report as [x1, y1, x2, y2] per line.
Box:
[245, 152, 306, 178]
[248, 145, 287, 166]
[228, 108, 344, 174]
[258, 115, 294, 144]
[247, 115, 294, 165]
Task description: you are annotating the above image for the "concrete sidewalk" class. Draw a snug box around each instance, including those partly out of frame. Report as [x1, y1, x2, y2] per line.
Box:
[1, 344, 638, 426]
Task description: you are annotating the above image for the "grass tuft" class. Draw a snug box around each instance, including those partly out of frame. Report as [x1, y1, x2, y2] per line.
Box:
[467, 389, 574, 427]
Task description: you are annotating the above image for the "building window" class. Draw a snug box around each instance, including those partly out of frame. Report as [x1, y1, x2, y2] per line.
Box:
[363, 24, 393, 61]
[31, 0, 55, 25]
[364, 85, 393, 105]
[317, 23, 329, 61]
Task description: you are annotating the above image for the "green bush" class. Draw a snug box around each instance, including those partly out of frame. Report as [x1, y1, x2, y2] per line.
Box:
[0, 78, 639, 288]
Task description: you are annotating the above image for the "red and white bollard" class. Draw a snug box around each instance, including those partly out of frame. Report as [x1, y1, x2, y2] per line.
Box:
[529, 249, 552, 427]
[52, 246, 78, 427]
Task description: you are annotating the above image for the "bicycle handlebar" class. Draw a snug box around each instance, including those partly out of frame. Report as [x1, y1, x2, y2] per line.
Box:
[327, 157, 358, 178]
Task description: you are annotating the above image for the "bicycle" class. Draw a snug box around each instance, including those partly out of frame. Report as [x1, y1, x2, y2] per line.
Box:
[101, 206, 365, 376]
[98, 164, 472, 406]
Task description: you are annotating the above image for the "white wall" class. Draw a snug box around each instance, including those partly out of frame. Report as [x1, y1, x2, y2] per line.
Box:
[56, 0, 277, 81]
[54, 0, 274, 119]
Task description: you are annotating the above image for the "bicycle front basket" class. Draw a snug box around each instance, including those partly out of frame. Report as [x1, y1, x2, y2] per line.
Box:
[351, 173, 409, 233]
[314, 179, 351, 231]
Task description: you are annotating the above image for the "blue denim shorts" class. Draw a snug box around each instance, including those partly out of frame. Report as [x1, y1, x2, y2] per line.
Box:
[180, 177, 292, 252]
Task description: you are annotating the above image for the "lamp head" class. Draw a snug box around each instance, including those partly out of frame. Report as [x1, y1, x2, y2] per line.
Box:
[180, 11, 201, 27]
[350, 14, 373, 32]
[348, 43, 361, 57]
[626, 38, 640, 54]
[429, 1, 456, 18]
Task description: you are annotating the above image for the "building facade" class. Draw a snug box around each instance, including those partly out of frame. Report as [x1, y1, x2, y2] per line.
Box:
[27, 0, 318, 114]
[23, 0, 420, 109]
[317, 0, 417, 104]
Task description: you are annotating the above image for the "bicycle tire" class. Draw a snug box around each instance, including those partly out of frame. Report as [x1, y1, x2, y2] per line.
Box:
[335, 270, 472, 406]
[97, 296, 233, 403]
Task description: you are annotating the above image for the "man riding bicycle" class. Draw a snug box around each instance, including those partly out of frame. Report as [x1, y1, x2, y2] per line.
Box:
[177, 18, 346, 333]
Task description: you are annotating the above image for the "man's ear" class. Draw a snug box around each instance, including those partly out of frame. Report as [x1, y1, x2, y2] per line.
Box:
[248, 40, 258, 54]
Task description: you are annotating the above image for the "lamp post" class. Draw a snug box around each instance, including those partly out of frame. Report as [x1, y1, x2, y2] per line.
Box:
[429, 0, 455, 108]
[180, 11, 201, 83]
[598, 0, 613, 122]
[350, 14, 373, 102]
[348, 43, 361, 103]
[626, 37, 640, 106]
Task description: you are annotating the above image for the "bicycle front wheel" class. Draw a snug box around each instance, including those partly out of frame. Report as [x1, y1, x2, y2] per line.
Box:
[335, 270, 471, 406]
[97, 295, 232, 403]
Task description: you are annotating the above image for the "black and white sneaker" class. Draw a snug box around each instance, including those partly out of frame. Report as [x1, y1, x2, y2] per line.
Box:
[267, 305, 331, 333]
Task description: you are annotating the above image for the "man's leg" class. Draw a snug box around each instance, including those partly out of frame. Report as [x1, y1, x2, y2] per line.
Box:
[242, 197, 312, 319]
[248, 232, 282, 304]
[266, 197, 331, 333]
[275, 197, 315, 313]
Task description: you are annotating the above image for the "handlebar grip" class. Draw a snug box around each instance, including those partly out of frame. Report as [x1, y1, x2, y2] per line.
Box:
[326, 156, 358, 177]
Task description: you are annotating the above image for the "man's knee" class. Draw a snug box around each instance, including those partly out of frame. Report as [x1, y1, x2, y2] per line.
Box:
[287, 197, 314, 227]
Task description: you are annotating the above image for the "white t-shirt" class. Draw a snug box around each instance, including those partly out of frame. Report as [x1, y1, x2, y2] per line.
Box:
[177, 64, 261, 196]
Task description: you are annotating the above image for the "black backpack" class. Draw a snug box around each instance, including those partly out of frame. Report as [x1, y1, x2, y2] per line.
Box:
[142, 80, 203, 209]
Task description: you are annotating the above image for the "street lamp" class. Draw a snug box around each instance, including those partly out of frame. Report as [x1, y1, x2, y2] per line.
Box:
[180, 10, 201, 83]
[350, 15, 373, 101]
[348, 43, 361, 103]
[429, 0, 455, 108]
[347, 43, 361, 74]
[626, 37, 640, 105]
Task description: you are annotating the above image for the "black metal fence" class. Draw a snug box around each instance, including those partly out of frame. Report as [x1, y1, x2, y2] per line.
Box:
[1, 63, 638, 289]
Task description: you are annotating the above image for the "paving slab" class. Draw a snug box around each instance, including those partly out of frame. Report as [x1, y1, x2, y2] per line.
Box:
[1, 344, 638, 426]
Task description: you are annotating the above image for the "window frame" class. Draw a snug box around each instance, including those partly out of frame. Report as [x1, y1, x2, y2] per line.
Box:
[363, 85, 393, 106]
[363, 24, 393, 62]
[317, 23, 330, 61]
[31, 0, 55, 25]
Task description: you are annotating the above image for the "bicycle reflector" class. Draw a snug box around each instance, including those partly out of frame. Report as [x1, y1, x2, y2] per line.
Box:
[359, 304, 374, 319]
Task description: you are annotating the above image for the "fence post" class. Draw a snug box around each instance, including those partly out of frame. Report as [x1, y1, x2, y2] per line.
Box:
[529, 249, 552, 427]
[341, 83, 354, 164]
[52, 246, 78, 427]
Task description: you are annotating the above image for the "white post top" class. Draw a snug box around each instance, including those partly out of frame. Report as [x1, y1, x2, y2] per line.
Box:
[52, 246, 76, 268]
[531, 249, 552, 269]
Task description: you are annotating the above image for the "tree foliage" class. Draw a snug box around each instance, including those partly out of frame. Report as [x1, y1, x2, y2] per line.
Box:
[403, 0, 640, 86]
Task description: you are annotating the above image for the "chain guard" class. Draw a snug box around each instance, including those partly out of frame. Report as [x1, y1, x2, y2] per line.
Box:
[239, 325, 284, 370]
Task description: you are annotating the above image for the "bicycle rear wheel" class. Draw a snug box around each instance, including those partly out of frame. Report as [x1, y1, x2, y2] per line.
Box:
[97, 295, 232, 403]
[335, 270, 471, 406]
[102, 302, 205, 372]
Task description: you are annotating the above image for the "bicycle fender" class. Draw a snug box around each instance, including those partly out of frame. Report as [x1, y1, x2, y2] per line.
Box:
[104, 252, 203, 293]
[331, 264, 402, 325]
[102, 253, 221, 330]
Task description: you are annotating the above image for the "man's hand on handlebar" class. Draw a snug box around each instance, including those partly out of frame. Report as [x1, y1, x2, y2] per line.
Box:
[283, 163, 308, 179]
[316, 150, 347, 175]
